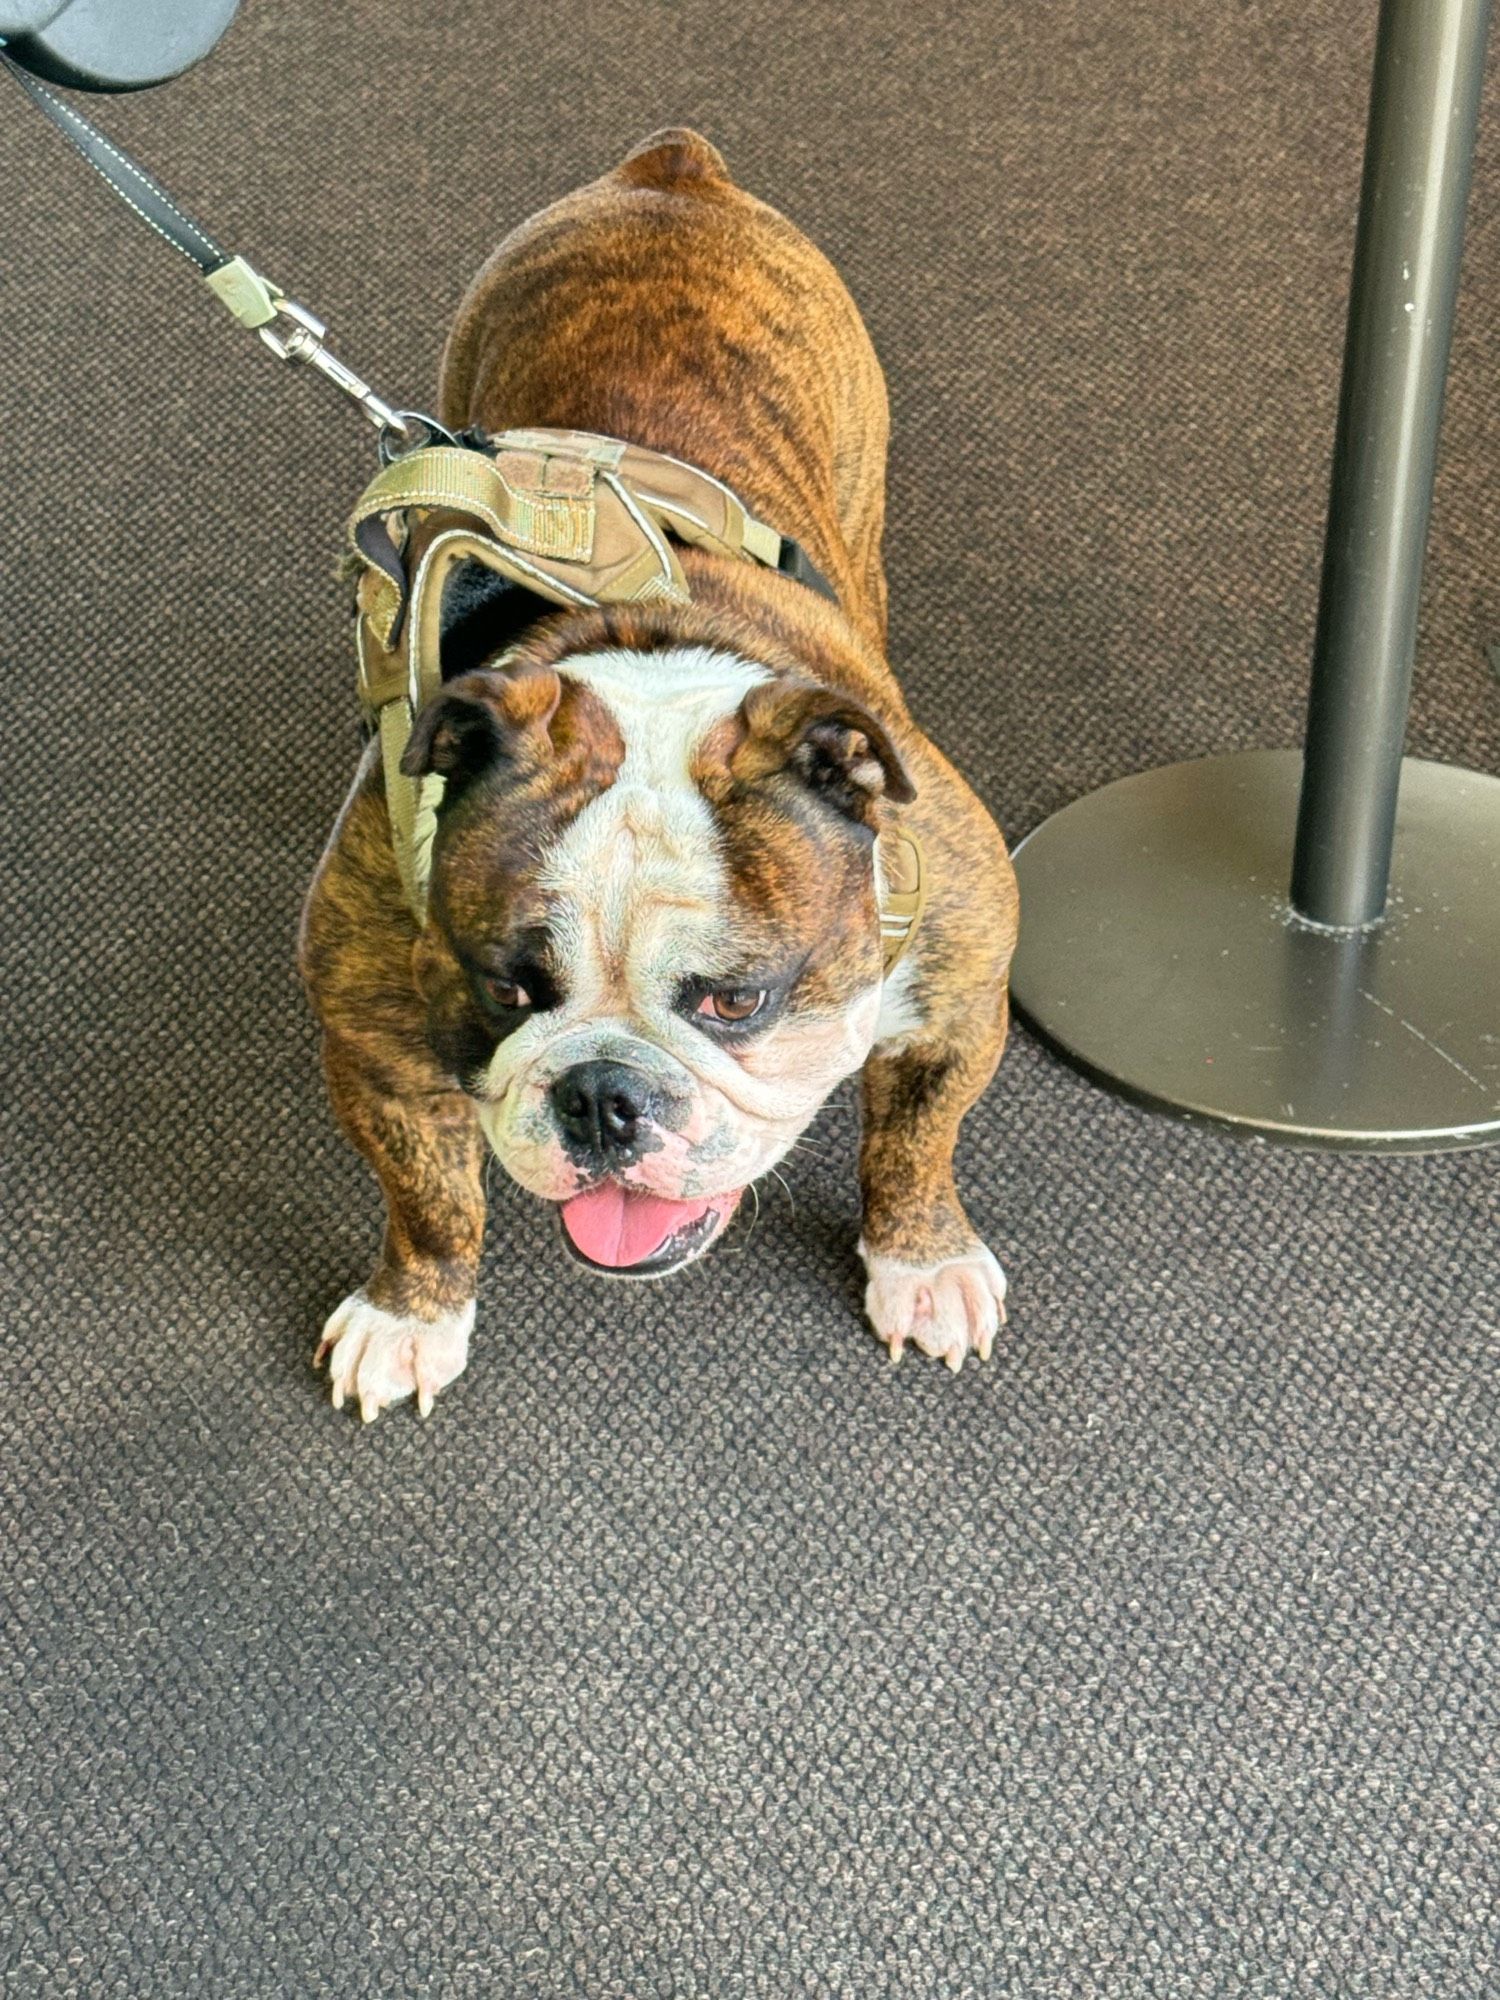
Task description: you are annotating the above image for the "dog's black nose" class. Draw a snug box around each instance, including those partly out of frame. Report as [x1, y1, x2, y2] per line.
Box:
[550, 1061, 656, 1159]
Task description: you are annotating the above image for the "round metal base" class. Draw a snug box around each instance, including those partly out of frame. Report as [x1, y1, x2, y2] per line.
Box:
[1010, 750, 1500, 1152]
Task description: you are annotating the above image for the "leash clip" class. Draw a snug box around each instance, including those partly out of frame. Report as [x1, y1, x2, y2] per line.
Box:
[258, 295, 412, 446]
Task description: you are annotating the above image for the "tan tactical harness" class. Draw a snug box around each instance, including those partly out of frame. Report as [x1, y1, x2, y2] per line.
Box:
[347, 428, 925, 972]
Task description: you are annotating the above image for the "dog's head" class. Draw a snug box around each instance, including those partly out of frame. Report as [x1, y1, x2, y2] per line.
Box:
[403, 639, 913, 1277]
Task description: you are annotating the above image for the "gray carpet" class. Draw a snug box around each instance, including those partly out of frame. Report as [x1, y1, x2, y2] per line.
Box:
[2, 2, 1497, 1993]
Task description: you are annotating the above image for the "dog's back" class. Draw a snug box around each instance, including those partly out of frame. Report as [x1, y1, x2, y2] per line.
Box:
[438, 128, 890, 640]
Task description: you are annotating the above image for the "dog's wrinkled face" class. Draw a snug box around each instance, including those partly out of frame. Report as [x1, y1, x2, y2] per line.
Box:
[405, 645, 912, 1277]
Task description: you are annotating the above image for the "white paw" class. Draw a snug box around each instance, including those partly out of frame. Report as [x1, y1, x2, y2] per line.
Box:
[859, 1240, 1008, 1372]
[314, 1294, 475, 1422]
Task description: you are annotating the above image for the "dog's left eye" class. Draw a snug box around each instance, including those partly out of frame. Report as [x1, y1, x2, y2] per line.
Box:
[696, 987, 767, 1024]
[479, 975, 531, 1011]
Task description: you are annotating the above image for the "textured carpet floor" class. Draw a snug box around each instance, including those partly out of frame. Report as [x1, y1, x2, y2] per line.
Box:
[2, 2, 1497, 1994]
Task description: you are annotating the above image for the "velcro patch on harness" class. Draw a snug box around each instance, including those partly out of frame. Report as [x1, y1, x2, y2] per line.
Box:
[491, 448, 598, 562]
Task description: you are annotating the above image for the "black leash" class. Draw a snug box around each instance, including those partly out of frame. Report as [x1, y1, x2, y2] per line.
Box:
[0, 47, 445, 457]
[3, 50, 230, 272]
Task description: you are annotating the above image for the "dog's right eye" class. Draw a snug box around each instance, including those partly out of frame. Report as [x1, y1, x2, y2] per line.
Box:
[468, 948, 559, 1021]
[480, 976, 531, 1011]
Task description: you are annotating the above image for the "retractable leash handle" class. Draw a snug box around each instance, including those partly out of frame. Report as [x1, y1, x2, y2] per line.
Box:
[0, 0, 240, 92]
[0, 46, 433, 456]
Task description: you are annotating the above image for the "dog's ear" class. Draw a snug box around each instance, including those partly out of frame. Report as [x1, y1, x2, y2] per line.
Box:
[401, 665, 562, 793]
[729, 678, 916, 829]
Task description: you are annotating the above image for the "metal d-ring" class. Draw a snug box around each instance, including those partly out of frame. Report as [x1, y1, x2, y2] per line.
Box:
[376, 409, 461, 463]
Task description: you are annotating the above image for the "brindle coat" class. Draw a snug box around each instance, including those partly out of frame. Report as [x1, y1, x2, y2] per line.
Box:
[300, 129, 1018, 1413]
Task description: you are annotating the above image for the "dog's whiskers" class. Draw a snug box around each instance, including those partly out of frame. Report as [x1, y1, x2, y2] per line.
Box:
[741, 1179, 763, 1246]
[787, 1135, 831, 1158]
[767, 1165, 797, 1219]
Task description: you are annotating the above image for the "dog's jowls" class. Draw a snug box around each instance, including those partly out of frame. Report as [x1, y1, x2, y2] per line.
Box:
[300, 129, 1018, 1418]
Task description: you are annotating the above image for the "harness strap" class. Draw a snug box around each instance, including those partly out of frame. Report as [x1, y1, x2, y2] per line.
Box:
[347, 427, 924, 974]
[878, 830, 927, 976]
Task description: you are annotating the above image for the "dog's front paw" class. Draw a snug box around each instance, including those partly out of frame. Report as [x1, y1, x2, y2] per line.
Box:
[314, 1294, 475, 1422]
[859, 1239, 1008, 1372]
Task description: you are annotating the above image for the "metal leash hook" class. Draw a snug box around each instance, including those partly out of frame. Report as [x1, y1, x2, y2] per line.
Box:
[0, 51, 451, 462]
[205, 254, 461, 459]
[202, 252, 436, 454]
[260, 296, 408, 434]
[258, 297, 413, 447]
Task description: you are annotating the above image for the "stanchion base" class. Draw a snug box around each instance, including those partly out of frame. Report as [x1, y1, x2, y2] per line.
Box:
[1010, 750, 1500, 1152]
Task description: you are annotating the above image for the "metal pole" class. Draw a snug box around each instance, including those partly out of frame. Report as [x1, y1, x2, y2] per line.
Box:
[1010, 0, 1500, 1152]
[1290, 0, 1492, 930]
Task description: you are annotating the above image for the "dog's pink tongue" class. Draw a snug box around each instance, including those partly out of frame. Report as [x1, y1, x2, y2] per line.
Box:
[561, 1184, 728, 1268]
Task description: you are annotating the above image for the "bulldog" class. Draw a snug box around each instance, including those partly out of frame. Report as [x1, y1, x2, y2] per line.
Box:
[299, 129, 1019, 1419]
